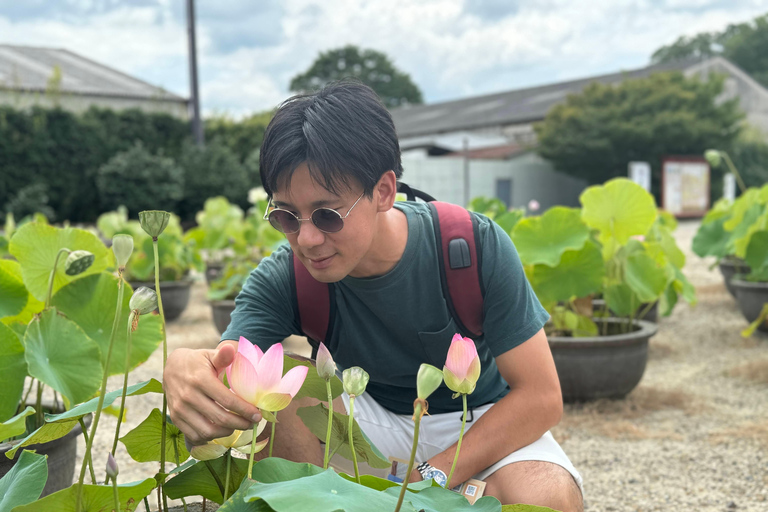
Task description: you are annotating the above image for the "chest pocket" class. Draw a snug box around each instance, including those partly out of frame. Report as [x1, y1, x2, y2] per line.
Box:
[418, 320, 460, 369]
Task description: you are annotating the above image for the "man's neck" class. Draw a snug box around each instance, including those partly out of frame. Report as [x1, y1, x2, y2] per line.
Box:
[348, 207, 408, 278]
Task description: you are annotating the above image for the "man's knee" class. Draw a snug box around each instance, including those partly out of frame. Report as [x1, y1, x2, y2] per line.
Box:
[485, 461, 583, 512]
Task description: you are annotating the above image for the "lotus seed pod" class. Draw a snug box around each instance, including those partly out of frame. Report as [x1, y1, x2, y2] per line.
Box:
[64, 250, 95, 276]
[112, 234, 134, 268]
[139, 210, 171, 238]
[416, 363, 443, 401]
[129, 286, 158, 315]
[342, 367, 369, 397]
[704, 149, 722, 168]
[316, 342, 336, 380]
[106, 452, 119, 479]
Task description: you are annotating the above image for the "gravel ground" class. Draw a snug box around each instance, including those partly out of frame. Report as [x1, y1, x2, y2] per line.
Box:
[72, 219, 768, 511]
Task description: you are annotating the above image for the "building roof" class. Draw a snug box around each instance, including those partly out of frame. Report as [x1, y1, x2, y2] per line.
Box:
[0, 44, 186, 103]
[390, 59, 701, 138]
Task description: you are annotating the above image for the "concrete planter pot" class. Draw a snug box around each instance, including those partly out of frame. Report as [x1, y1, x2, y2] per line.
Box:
[129, 280, 193, 321]
[211, 300, 236, 335]
[719, 257, 751, 298]
[592, 299, 659, 323]
[548, 318, 658, 402]
[0, 412, 92, 497]
[731, 278, 768, 333]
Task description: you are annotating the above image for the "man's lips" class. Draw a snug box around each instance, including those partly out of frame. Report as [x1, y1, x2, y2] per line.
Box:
[306, 254, 335, 269]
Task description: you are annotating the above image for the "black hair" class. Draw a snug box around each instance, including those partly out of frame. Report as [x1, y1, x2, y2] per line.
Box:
[259, 79, 403, 198]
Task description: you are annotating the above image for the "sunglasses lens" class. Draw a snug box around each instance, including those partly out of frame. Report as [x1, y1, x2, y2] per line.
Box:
[312, 208, 344, 233]
[268, 210, 299, 234]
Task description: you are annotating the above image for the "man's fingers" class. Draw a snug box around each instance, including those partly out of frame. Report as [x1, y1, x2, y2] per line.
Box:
[212, 341, 238, 375]
[175, 413, 234, 447]
[209, 382, 262, 423]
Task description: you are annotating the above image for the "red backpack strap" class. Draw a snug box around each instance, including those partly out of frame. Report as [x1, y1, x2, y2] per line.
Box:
[290, 251, 335, 353]
[428, 202, 485, 338]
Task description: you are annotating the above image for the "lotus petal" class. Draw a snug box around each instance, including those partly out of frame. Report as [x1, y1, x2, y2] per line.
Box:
[278, 365, 309, 398]
[445, 334, 478, 380]
[234, 437, 270, 456]
[257, 392, 293, 412]
[191, 443, 228, 461]
[256, 343, 284, 392]
[238, 336, 263, 369]
[227, 353, 259, 405]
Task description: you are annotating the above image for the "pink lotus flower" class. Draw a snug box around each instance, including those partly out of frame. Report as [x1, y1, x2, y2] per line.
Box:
[226, 337, 308, 412]
[443, 334, 481, 395]
[527, 199, 540, 212]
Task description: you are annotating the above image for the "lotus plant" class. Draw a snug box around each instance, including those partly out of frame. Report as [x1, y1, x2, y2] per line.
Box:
[342, 366, 369, 484]
[106, 453, 120, 512]
[316, 342, 337, 469]
[225, 337, 308, 479]
[443, 334, 481, 488]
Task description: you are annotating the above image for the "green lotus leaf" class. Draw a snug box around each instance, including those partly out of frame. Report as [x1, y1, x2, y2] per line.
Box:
[0, 450, 48, 511]
[52, 273, 163, 375]
[604, 283, 640, 317]
[24, 308, 102, 406]
[654, 226, 685, 269]
[551, 309, 598, 337]
[624, 252, 669, 303]
[723, 188, 760, 232]
[745, 230, 768, 274]
[511, 207, 590, 266]
[692, 217, 731, 259]
[5, 420, 78, 460]
[11, 478, 156, 512]
[529, 241, 605, 304]
[494, 209, 524, 235]
[9, 223, 111, 303]
[120, 408, 189, 463]
[215, 478, 263, 512]
[165, 455, 249, 504]
[286, 356, 343, 402]
[659, 282, 678, 317]
[733, 210, 768, 259]
[0, 322, 27, 422]
[0, 406, 34, 443]
[580, 179, 657, 251]
[384, 485, 503, 512]
[0, 260, 44, 326]
[501, 504, 559, 511]
[250, 458, 326, 483]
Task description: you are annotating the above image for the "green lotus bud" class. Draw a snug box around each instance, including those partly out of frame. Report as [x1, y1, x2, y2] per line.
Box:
[112, 234, 134, 268]
[316, 342, 336, 380]
[106, 452, 119, 479]
[139, 210, 171, 238]
[704, 149, 722, 168]
[64, 250, 95, 276]
[416, 363, 443, 400]
[129, 286, 158, 315]
[342, 367, 369, 397]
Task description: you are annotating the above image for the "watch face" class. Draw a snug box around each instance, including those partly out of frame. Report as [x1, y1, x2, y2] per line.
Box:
[425, 469, 448, 487]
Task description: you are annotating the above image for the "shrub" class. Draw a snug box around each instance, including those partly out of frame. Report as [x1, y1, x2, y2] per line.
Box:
[96, 143, 184, 215]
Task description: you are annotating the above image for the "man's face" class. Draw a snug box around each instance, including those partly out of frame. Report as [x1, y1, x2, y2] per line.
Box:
[270, 163, 378, 283]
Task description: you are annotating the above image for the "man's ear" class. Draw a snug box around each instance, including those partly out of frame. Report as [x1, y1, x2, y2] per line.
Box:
[375, 170, 398, 212]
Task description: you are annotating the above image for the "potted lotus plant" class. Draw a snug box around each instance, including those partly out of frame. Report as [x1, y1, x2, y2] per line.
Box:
[207, 257, 258, 334]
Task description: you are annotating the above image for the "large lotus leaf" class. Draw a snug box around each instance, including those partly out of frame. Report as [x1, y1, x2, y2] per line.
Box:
[551, 308, 598, 337]
[604, 283, 640, 317]
[52, 273, 163, 375]
[0, 260, 44, 326]
[165, 454, 249, 504]
[580, 179, 657, 249]
[11, 478, 156, 512]
[733, 209, 768, 259]
[216, 479, 267, 512]
[624, 252, 669, 303]
[0, 406, 34, 443]
[24, 308, 102, 406]
[384, 485, 502, 512]
[656, 210, 678, 231]
[338, 472, 436, 492]
[659, 282, 679, 317]
[6, 380, 162, 459]
[529, 241, 605, 304]
[286, 356, 343, 402]
[250, 458, 326, 483]
[511, 207, 590, 266]
[0, 450, 48, 511]
[243, 466, 417, 512]
[0, 322, 27, 422]
[745, 230, 768, 273]
[120, 408, 189, 463]
[692, 217, 731, 259]
[701, 199, 733, 225]
[494, 210, 525, 235]
[723, 188, 760, 232]
[654, 226, 685, 269]
[296, 404, 391, 469]
[9, 223, 111, 302]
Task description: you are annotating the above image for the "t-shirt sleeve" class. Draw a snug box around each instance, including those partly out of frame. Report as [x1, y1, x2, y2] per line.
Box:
[220, 244, 300, 352]
[477, 214, 550, 357]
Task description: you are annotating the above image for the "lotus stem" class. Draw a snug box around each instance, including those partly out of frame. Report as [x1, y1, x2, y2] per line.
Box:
[172, 436, 189, 512]
[111, 476, 120, 512]
[446, 394, 468, 489]
[247, 422, 259, 480]
[323, 379, 333, 469]
[347, 396, 361, 483]
[722, 152, 747, 193]
[45, 248, 70, 309]
[35, 381, 43, 429]
[76, 267, 126, 511]
[223, 449, 232, 502]
[16, 379, 35, 419]
[394, 401, 424, 512]
[111, 310, 135, 458]
[637, 301, 656, 324]
[78, 417, 96, 484]
[269, 412, 277, 458]
[152, 238, 169, 512]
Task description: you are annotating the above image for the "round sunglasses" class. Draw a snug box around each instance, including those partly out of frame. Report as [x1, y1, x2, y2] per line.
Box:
[263, 192, 366, 234]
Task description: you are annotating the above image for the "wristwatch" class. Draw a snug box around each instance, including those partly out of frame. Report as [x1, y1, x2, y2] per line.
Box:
[416, 461, 448, 487]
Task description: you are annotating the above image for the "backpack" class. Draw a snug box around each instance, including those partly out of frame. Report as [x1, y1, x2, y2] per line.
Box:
[289, 183, 486, 358]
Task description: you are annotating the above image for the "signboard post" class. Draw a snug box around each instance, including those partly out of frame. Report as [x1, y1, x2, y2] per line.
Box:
[723, 173, 736, 201]
[628, 162, 651, 192]
[661, 157, 710, 217]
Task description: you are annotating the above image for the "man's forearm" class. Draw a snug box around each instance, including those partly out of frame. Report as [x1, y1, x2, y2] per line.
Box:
[420, 386, 562, 485]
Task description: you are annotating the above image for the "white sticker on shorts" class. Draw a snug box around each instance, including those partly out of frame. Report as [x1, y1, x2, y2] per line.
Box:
[465, 485, 477, 496]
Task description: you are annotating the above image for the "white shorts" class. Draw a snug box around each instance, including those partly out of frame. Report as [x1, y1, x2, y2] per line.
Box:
[332, 391, 583, 494]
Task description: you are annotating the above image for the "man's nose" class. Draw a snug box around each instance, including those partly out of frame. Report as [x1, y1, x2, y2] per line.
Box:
[295, 219, 325, 248]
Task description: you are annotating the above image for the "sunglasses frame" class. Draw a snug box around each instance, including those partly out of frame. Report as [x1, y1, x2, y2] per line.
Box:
[263, 191, 366, 234]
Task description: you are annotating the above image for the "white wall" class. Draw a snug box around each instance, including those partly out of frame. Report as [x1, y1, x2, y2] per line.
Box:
[0, 90, 189, 118]
[400, 152, 588, 209]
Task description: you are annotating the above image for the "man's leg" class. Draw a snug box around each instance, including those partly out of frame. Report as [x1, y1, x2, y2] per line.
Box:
[484, 460, 583, 512]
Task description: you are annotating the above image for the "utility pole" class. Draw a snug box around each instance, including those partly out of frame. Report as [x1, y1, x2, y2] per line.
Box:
[463, 137, 470, 206]
[186, 0, 204, 145]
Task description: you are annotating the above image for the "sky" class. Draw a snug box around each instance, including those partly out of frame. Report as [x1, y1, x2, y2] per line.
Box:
[1, 0, 767, 117]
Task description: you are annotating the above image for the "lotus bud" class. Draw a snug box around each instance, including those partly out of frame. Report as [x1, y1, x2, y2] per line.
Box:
[316, 342, 336, 380]
[106, 452, 119, 479]
[139, 210, 171, 239]
[443, 334, 481, 395]
[112, 234, 134, 268]
[705, 149, 722, 168]
[527, 199, 540, 212]
[416, 363, 443, 401]
[129, 286, 158, 315]
[342, 367, 369, 397]
[64, 250, 95, 276]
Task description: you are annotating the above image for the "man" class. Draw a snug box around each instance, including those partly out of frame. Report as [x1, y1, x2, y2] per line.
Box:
[165, 80, 583, 511]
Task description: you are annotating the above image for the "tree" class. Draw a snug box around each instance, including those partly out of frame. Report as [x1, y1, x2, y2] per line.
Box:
[652, 13, 768, 87]
[289, 45, 423, 108]
[534, 72, 744, 198]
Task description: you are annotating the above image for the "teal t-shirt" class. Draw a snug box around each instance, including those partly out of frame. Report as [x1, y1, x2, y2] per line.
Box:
[222, 202, 549, 415]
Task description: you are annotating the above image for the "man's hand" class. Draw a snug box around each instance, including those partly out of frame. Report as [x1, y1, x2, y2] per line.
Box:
[164, 341, 262, 446]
